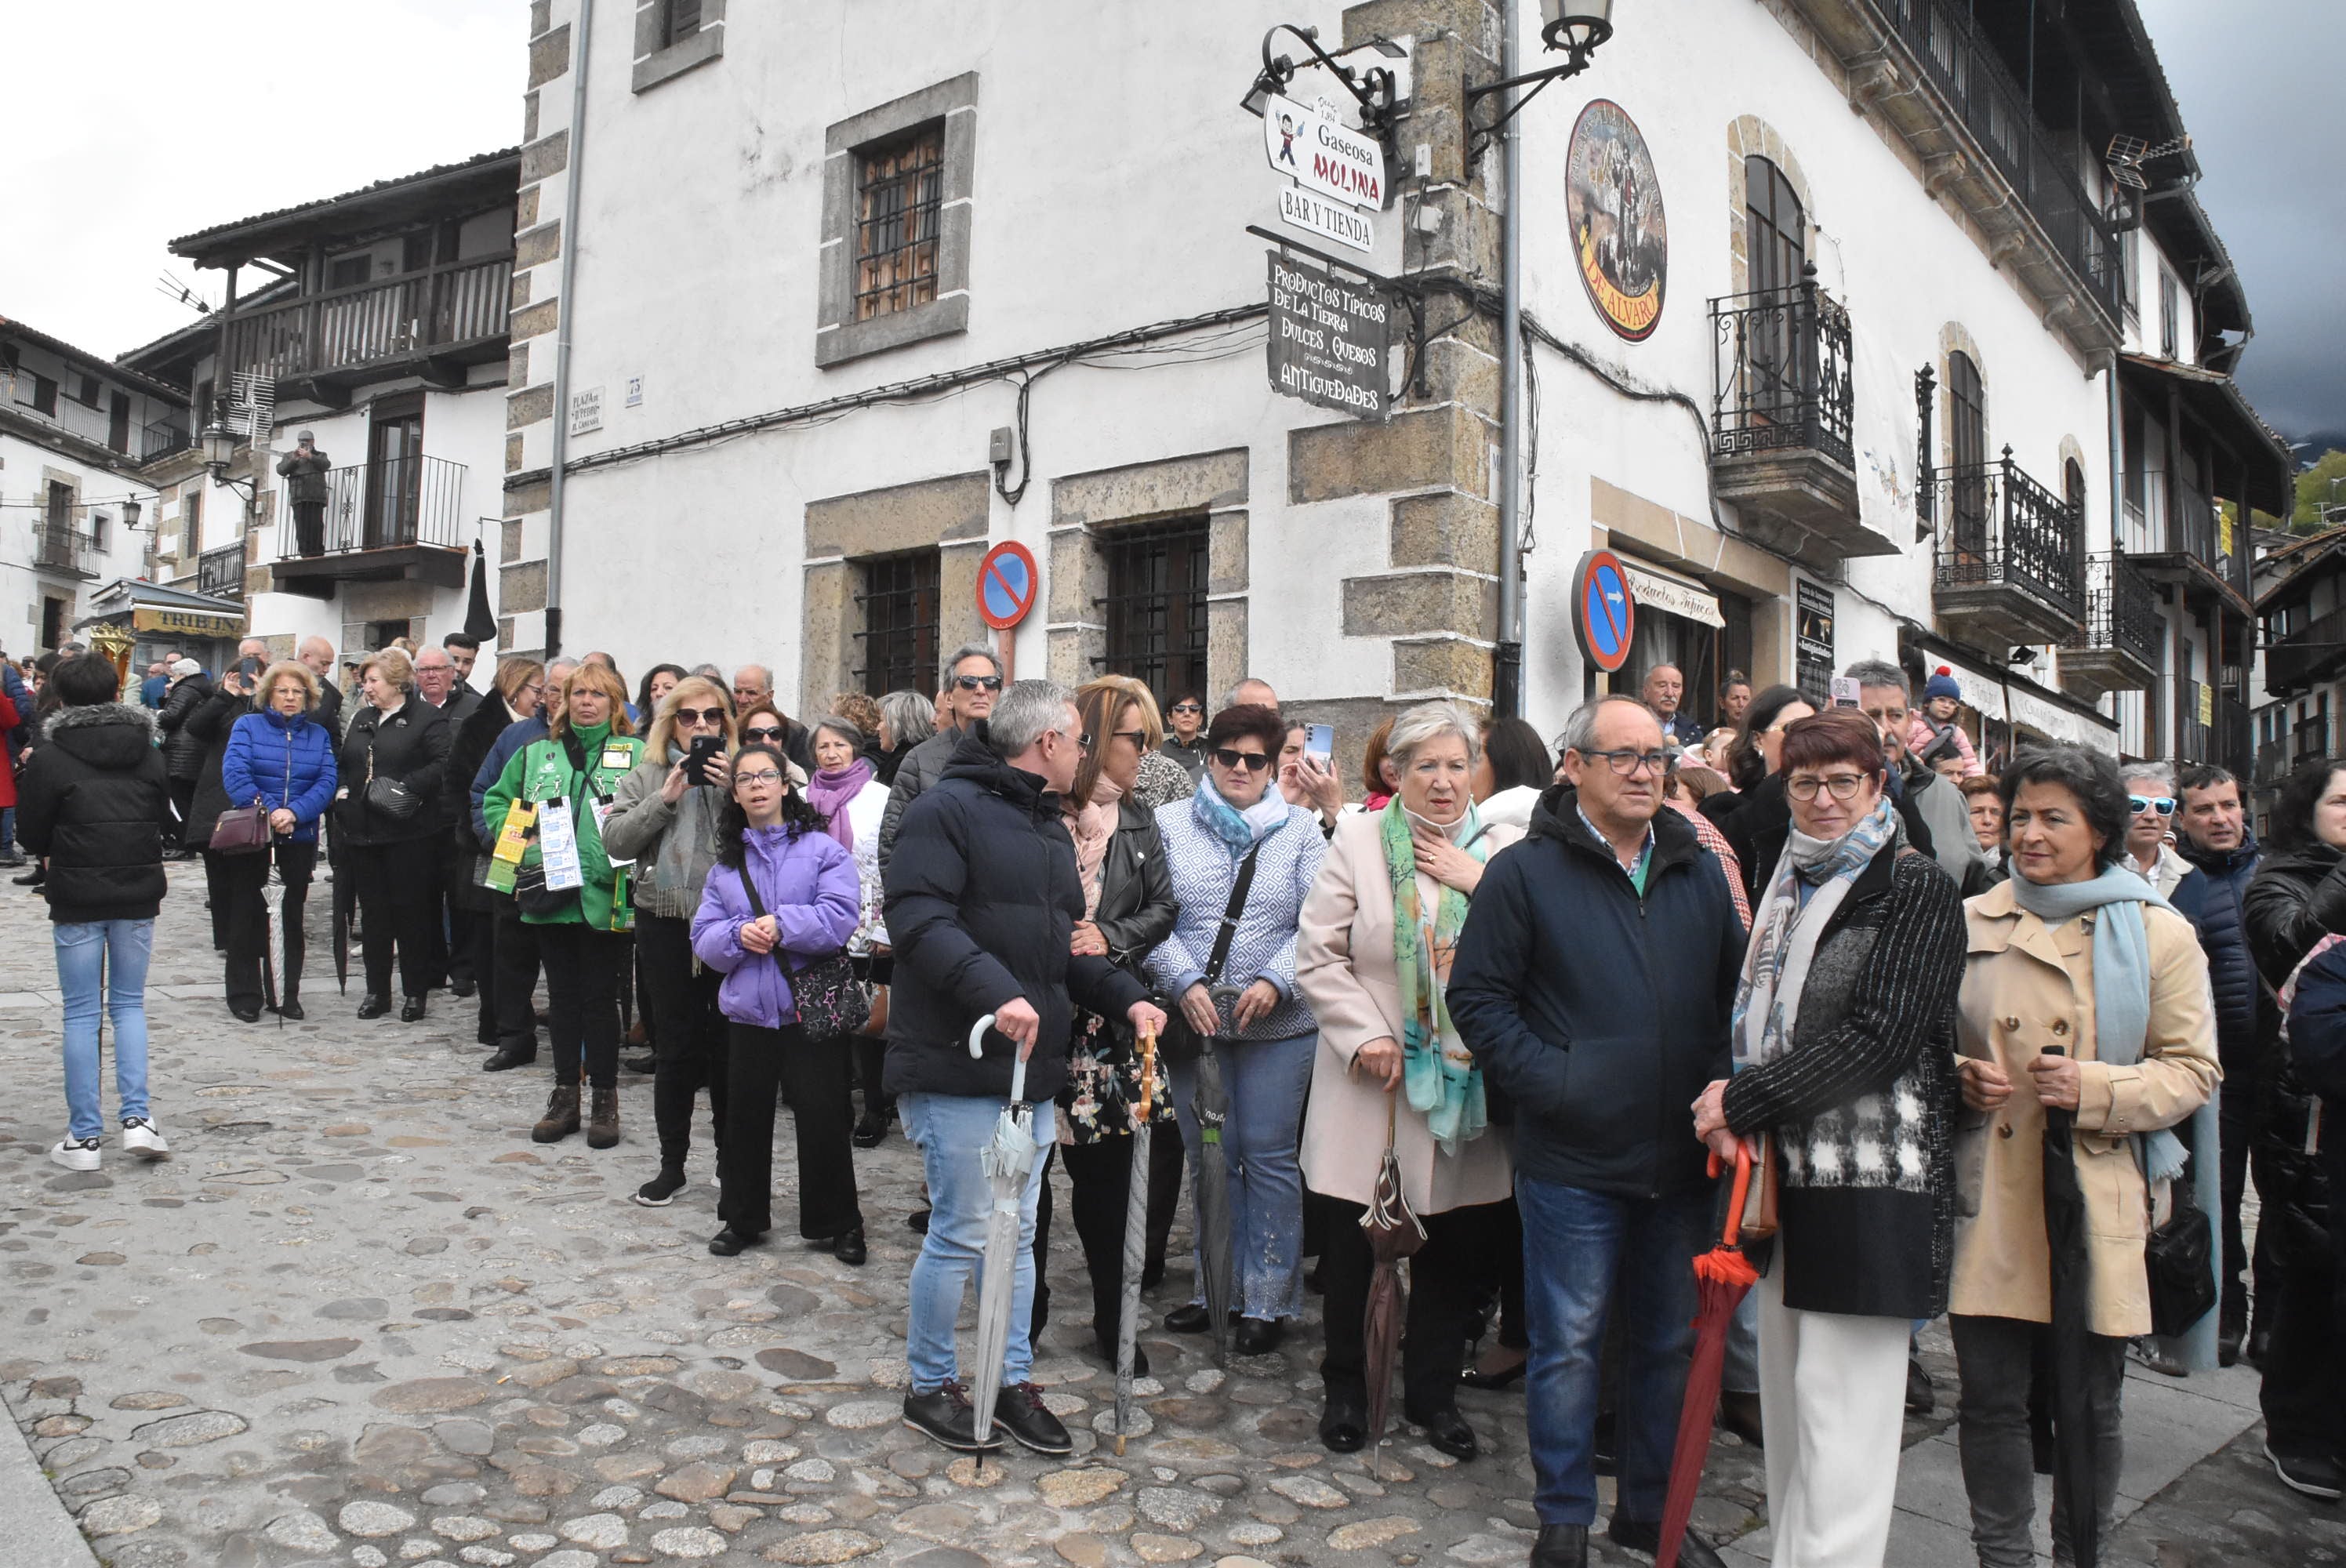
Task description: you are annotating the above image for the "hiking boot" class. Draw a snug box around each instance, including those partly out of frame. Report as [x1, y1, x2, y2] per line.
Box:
[586, 1087, 620, 1149]
[532, 1086, 580, 1143]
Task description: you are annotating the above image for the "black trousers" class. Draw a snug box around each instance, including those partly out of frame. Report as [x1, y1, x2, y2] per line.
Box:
[345, 840, 437, 1000]
[536, 923, 626, 1089]
[459, 897, 496, 1044]
[1038, 1132, 1184, 1341]
[200, 848, 234, 950]
[169, 778, 199, 848]
[2217, 1033, 2281, 1335]
[491, 895, 544, 1051]
[223, 840, 316, 1010]
[293, 500, 326, 556]
[1319, 1195, 1497, 1420]
[2257, 1145, 2344, 1460]
[1469, 1196, 1531, 1352]
[851, 950, 894, 1121]
[720, 1023, 861, 1241]
[423, 828, 480, 992]
[640, 913, 729, 1169]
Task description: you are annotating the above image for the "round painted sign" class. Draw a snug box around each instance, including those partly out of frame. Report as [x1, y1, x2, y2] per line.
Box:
[976, 541, 1040, 631]
[1564, 100, 1668, 343]
[1572, 549, 1636, 673]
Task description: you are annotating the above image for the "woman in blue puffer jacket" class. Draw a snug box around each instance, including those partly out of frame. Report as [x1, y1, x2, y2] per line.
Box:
[218, 660, 337, 1022]
[690, 742, 862, 1262]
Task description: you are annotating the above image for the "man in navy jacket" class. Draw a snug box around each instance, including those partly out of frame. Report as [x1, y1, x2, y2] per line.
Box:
[1451, 694, 1744, 1568]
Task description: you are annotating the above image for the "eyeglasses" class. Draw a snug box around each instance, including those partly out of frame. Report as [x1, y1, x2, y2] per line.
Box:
[1169, 702, 1202, 714]
[675, 706, 726, 724]
[1212, 747, 1273, 773]
[2129, 795, 2177, 817]
[519, 682, 545, 699]
[1787, 772, 1872, 802]
[1577, 748, 1669, 776]
[1050, 728, 1094, 750]
[743, 726, 783, 743]
[733, 769, 783, 786]
[1109, 728, 1146, 746]
[953, 674, 1004, 691]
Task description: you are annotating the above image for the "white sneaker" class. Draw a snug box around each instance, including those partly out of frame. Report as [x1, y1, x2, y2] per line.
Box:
[120, 1118, 170, 1160]
[49, 1137, 101, 1171]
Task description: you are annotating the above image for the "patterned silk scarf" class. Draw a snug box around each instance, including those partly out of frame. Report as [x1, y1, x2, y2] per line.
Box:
[1382, 797, 1491, 1156]
[1734, 793, 1900, 1071]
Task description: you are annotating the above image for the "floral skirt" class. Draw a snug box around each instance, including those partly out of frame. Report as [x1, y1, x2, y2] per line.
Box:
[1057, 1011, 1177, 1145]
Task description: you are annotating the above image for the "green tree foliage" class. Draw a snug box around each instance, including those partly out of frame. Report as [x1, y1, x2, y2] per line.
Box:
[2296, 449, 2346, 532]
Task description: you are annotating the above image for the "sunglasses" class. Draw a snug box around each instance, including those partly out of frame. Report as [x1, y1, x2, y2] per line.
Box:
[2129, 795, 2177, 817]
[674, 706, 726, 724]
[1212, 747, 1273, 773]
[1169, 702, 1202, 714]
[743, 725, 784, 743]
[953, 674, 1004, 691]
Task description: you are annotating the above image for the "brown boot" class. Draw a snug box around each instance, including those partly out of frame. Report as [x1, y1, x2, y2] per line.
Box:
[586, 1087, 620, 1149]
[532, 1085, 580, 1143]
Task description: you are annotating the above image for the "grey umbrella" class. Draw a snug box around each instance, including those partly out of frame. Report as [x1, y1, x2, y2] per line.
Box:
[965, 1014, 1033, 1465]
[1191, 1035, 1235, 1367]
[1114, 1025, 1161, 1454]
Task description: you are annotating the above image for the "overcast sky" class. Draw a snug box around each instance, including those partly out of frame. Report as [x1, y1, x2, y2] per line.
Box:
[2, 2, 2333, 445]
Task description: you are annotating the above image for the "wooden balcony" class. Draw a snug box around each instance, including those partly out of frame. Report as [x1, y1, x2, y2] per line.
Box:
[221, 253, 512, 408]
[269, 455, 469, 598]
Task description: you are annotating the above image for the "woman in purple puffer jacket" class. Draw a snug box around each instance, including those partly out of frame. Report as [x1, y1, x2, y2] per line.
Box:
[690, 742, 862, 1261]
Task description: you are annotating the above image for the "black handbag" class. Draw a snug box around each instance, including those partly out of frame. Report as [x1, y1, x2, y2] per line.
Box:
[2144, 1174, 2218, 1340]
[1156, 841, 1263, 1062]
[361, 735, 422, 822]
[738, 857, 869, 1037]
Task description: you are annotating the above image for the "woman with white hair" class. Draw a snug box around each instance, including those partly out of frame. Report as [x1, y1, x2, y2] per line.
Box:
[1297, 700, 1524, 1460]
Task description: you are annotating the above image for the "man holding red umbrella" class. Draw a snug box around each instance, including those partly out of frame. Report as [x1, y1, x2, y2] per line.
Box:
[1450, 695, 1745, 1568]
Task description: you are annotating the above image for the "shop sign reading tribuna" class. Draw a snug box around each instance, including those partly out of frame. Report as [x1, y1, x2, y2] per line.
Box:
[1266, 251, 1392, 420]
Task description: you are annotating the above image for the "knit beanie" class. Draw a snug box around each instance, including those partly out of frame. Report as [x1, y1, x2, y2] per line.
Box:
[170, 657, 203, 679]
[1923, 666, 1961, 704]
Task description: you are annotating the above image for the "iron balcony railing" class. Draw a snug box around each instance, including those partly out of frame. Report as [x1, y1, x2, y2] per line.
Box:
[274, 454, 467, 561]
[35, 521, 93, 575]
[223, 253, 513, 382]
[1932, 447, 2085, 620]
[197, 540, 246, 601]
[141, 412, 194, 463]
[2218, 694, 2253, 778]
[2266, 603, 2346, 695]
[2066, 551, 2161, 672]
[2295, 716, 2333, 766]
[1709, 269, 1854, 470]
[1868, 0, 2125, 322]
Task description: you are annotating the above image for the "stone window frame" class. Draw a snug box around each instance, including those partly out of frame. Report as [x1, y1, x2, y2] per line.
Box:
[816, 74, 978, 369]
[800, 472, 993, 717]
[1725, 118, 1817, 299]
[631, 0, 724, 94]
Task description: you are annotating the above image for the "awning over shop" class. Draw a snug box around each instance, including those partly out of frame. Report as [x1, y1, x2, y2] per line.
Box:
[2006, 686, 2119, 755]
[1620, 560, 1724, 628]
[1908, 636, 2119, 756]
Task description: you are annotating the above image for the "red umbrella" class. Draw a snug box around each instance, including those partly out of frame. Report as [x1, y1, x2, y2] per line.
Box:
[1657, 1142, 1762, 1568]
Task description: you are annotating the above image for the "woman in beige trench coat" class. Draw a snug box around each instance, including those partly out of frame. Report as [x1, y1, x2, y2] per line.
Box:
[1952, 746, 2217, 1568]
[1298, 701, 1523, 1463]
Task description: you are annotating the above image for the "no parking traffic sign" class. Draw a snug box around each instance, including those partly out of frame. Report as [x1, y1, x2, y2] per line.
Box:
[977, 541, 1038, 631]
[1571, 549, 1636, 673]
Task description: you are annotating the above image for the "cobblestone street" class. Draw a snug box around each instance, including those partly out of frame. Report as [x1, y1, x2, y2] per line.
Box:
[0, 863, 2325, 1567]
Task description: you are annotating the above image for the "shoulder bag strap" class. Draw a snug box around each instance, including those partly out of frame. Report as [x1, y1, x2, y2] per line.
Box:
[1201, 842, 1266, 987]
[733, 853, 798, 978]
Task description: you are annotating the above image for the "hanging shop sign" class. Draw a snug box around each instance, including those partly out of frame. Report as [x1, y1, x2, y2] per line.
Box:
[1571, 549, 1636, 673]
[132, 606, 245, 640]
[1261, 93, 1385, 210]
[975, 541, 1039, 631]
[1620, 560, 1723, 628]
[1563, 100, 1668, 343]
[1276, 185, 1375, 253]
[1266, 251, 1392, 420]
[1795, 579, 1836, 666]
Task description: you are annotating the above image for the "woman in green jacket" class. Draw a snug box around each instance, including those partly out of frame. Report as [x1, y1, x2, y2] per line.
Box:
[485, 662, 645, 1149]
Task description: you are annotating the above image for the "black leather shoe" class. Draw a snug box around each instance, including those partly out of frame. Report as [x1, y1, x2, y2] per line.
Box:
[852, 1113, 887, 1149]
[2217, 1331, 2242, 1368]
[1609, 1515, 1724, 1568]
[399, 996, 427, 1022]
[907, 1207, 930, 1235]
[902, 1382, 1000, 1454]
[833, 1227, 866, 1266]
[230, 1003, 262, 1023]
[482, 1044, 537, 1073]
[1460, 1348, 1527, 1390]
[1409, 1404, 1477, 1461]
[708, 1227, 761, 1257]
[993, 1382, 1073, 1455]
[277, 997, 305, 1022]
[1164, 1302, 1213, 1334]
[1095, 1334, 1149, 1377]
[450, 977, 477, 998]
[1318, 1390, 1367, 1453]
[622, 1051, 656, 1076]
[1233, 1317, 1282, 1356]
[1529, 1523, 1588, 1568]
[356, 993, 391, 1019]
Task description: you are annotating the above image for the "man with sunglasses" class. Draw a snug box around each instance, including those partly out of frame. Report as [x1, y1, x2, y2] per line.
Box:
[1448, 693, 1745, 1568]
[878, 644, 1004, 870]
[2117, 762, 2195, 898]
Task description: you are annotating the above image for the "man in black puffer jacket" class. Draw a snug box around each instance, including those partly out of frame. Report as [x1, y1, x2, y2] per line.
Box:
[17, 655, 179, 1172]
[154, 658, 214, 855]
[881, 680, 1164, 1461]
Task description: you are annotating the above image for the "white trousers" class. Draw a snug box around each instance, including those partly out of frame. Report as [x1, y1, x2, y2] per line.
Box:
[1756, 1267, 1911, 1568]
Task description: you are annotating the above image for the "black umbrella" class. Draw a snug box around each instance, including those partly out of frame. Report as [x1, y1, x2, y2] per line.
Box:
[2039, 1047, 2101, 1568]
[463, 539, 499, 644]
[332, 866, 354, 996]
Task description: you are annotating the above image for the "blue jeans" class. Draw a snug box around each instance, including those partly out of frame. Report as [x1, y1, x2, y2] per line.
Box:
[56, 920, 155, 1142]
[1166, 1030, 1316, 1322]
[1517, 1175, 1711, 1526]
[899, 1091, 1053, 1395]
[1, 804, 15, 853]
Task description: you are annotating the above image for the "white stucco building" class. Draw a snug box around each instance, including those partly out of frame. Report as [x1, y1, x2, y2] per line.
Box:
[496, 0, 2285, 771]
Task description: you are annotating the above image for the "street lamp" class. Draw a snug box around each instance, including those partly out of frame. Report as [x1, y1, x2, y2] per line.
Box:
[201, 419, 256, 501]
[1541, 0, 1615, 54]
[1464, 0, 1622, 165]
[121, 498, 143, 533]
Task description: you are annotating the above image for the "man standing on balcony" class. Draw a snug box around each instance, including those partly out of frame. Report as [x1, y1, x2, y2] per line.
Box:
[277, 432, 332, 557]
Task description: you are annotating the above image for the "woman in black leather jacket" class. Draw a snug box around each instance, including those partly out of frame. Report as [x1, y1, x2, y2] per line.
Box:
[2244, 758, 2346, 989]
[335, 649, 452, 1020]
[1035, 675, 1182, 1371]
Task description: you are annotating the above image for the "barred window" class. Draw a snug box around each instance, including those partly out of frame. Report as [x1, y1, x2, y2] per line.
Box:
[855, 550, 940, 696]
[1097, 520, 1209, 706]
[855, 127, 943, 323]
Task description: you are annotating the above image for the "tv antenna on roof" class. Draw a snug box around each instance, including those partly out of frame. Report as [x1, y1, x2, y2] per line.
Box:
[154, 271, 212, 316]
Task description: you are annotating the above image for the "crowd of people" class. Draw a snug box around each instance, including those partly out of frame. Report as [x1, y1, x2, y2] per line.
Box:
[10, 631, 2344, 1568]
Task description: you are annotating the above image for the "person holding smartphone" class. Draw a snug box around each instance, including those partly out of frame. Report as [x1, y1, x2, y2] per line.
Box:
[1277, 718, 1347, 837]
[603, 675, 739, 1203]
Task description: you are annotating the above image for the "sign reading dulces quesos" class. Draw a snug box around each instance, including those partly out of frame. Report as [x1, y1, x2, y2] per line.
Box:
[1265, 252, 1392, 421]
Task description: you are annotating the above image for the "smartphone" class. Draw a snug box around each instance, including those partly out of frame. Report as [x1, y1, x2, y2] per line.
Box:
[683, 732, 722, 784]
[238, 656, 265, 679]
[1303, 724, 1335, 771]
[1828, 676, 1861, 709]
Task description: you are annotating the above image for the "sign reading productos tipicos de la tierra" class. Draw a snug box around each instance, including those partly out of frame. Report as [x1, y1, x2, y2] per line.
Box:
[1266, 252, 1392, 420]
[1261, 93, 1385, 210]
[1564, 100, 1668, 343]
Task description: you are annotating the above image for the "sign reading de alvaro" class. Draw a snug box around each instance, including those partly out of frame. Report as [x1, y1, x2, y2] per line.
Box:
[1266, 252, 1392, 420]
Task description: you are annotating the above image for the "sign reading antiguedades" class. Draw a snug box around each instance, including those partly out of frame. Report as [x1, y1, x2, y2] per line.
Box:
[1265, 251, 1391, 421]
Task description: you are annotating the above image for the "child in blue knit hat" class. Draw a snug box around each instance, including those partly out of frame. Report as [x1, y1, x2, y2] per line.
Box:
[1908, 666, 1982, 777]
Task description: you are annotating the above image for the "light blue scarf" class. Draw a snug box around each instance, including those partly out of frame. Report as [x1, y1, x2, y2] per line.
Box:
[2008, 862, 2224, 1367]
[1193, 779, 1288, 859]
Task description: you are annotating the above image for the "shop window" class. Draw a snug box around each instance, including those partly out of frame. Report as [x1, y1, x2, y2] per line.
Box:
[1098, 519, 1209, 707]
[855, 549, 940, 697]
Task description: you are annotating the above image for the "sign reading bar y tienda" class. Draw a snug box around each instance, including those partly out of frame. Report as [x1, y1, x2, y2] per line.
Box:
[1266, 252, 1392, 420]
